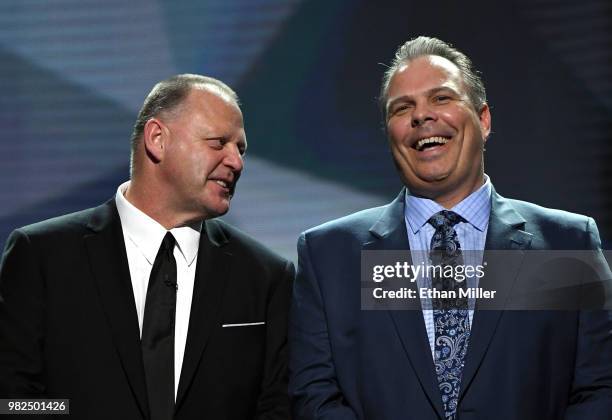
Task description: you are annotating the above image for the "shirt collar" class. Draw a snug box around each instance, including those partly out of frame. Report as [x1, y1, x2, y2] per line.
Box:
[115, 181, 201, 266]
[404, 175, 492, 234]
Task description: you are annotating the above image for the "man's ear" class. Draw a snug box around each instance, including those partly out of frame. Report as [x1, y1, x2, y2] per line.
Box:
[142, 118, 166, 162]
[479, 103, 491, 142]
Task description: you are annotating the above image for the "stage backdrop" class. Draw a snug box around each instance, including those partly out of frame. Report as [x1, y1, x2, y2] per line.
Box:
[1, 0, 610, 261]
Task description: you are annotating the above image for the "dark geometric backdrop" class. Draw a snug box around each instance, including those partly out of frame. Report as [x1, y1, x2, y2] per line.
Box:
[1, 0, 610, 261]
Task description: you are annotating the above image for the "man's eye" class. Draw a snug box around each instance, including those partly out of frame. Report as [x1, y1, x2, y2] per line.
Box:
[392, 104, 410, 115]
[434, 95, 451, 103]
[207, 139, 225, 149]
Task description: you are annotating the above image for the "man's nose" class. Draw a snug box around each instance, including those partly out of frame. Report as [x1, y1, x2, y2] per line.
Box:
[411, 102, 436, 128]
[224, 144, 244, 173]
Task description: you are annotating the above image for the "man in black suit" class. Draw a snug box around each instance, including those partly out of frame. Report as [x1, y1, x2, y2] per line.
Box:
[289, 37, 612, 419]
[0, 74, 293, 419]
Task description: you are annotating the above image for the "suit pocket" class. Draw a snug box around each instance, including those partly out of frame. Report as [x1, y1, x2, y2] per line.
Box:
[221, 321, 265, 328]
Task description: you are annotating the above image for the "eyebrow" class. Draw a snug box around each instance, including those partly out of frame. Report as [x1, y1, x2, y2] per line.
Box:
[204, 135, 247, 151]
[386, 86, 460, 112]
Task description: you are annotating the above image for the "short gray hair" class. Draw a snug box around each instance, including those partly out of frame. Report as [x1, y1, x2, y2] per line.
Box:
[380, 36, 486, 120]
[129, 74, 239, 175]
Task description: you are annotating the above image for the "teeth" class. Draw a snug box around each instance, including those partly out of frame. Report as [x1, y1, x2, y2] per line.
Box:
[415, 136, 450, 151]
[214, 180, 228, 188]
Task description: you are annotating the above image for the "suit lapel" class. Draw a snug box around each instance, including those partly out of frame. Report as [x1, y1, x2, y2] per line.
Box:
[366, 189, 446, 419]
[84, 200, 149, 419]
[376, 188, 536, 412]
[459, 189, 533, 400]
[176, 219, 231, 408]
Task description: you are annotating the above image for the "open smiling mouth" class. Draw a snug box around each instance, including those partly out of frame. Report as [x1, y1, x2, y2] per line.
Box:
[211, 179, 235, 196]
[213, 180, 230, 189]
[413, 136, 451, 152]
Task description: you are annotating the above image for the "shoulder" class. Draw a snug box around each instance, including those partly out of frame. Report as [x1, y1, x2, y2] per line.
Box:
[1, 203, 110, 266]
[506, 198, 593, 231]
[206, 218, 292, 271]
[507, 198, 590, 226]
[301, 205, 387, 243]
[502, 196, 599, 249]
[10, 204, 105, 246]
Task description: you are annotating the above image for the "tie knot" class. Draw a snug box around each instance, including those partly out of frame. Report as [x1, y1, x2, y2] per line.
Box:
[428, 210, 464, 230]
[161, 232, 176, 254]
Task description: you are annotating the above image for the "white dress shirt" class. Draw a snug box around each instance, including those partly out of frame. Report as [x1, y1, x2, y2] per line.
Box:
[115, 181, 200, 398]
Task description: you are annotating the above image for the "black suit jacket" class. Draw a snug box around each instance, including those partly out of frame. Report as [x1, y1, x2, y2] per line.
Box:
[289, 188, 612, 420]
[0, 199, 294, 419]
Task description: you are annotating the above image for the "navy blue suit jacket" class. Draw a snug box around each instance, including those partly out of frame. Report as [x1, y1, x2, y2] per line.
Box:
[289, 189, 612, 420]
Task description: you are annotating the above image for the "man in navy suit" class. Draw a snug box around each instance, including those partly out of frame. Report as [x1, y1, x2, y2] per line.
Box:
[289, 36, 612, 419]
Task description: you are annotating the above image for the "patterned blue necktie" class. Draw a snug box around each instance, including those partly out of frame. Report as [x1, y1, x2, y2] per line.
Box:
[429, 210, 470, 420]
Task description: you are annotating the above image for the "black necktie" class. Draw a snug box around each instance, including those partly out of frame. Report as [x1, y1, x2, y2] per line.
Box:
[141, 232, 177, 420]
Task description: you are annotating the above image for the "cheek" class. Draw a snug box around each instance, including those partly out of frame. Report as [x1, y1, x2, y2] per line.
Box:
[387, 123, 409, 151]
[440, 105, 474, 129]
[195, 152, 221, 181]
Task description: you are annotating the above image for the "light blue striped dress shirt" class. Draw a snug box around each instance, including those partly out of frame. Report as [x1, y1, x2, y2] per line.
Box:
[404, 176, 492, 357]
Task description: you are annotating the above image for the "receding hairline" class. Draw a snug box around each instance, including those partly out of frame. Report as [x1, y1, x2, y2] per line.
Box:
[190, 82, 239, 106]
[379, 36, 488, 123]
[399, 54, 462, 73]
[154, 82, 242, 123]
[385, 55, 468, 108]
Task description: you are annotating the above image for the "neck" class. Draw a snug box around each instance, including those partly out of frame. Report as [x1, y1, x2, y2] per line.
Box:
[124, 179, 201, 230]
[413, 173, 485, 209]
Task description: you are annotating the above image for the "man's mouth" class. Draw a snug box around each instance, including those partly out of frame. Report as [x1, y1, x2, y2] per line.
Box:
[210, 178, 235, 196]
[413, 136, 451, 151]
[213, 180, 230, 189]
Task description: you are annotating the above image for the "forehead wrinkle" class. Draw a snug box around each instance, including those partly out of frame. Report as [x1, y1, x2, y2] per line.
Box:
[386, 85, 462, 118]
[391, 85, 461, 103]
[402, 55, 463, 84]
[387, 57, 466, 108]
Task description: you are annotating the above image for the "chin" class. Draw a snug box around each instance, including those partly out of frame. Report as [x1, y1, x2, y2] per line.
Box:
[410, 169, 452, 185]
[209, 203, 231, 218]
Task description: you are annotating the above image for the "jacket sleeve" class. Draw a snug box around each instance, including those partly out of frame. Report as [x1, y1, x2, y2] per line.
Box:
[289, 233, 358, 420]
[565, 218, 612, 419]
[0, 229, 46, 398]
[255, 259, 294, 420]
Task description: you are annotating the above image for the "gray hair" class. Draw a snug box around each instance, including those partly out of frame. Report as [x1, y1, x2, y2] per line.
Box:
[380, 36, 486, 120]
[129, 74, 239, 175]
